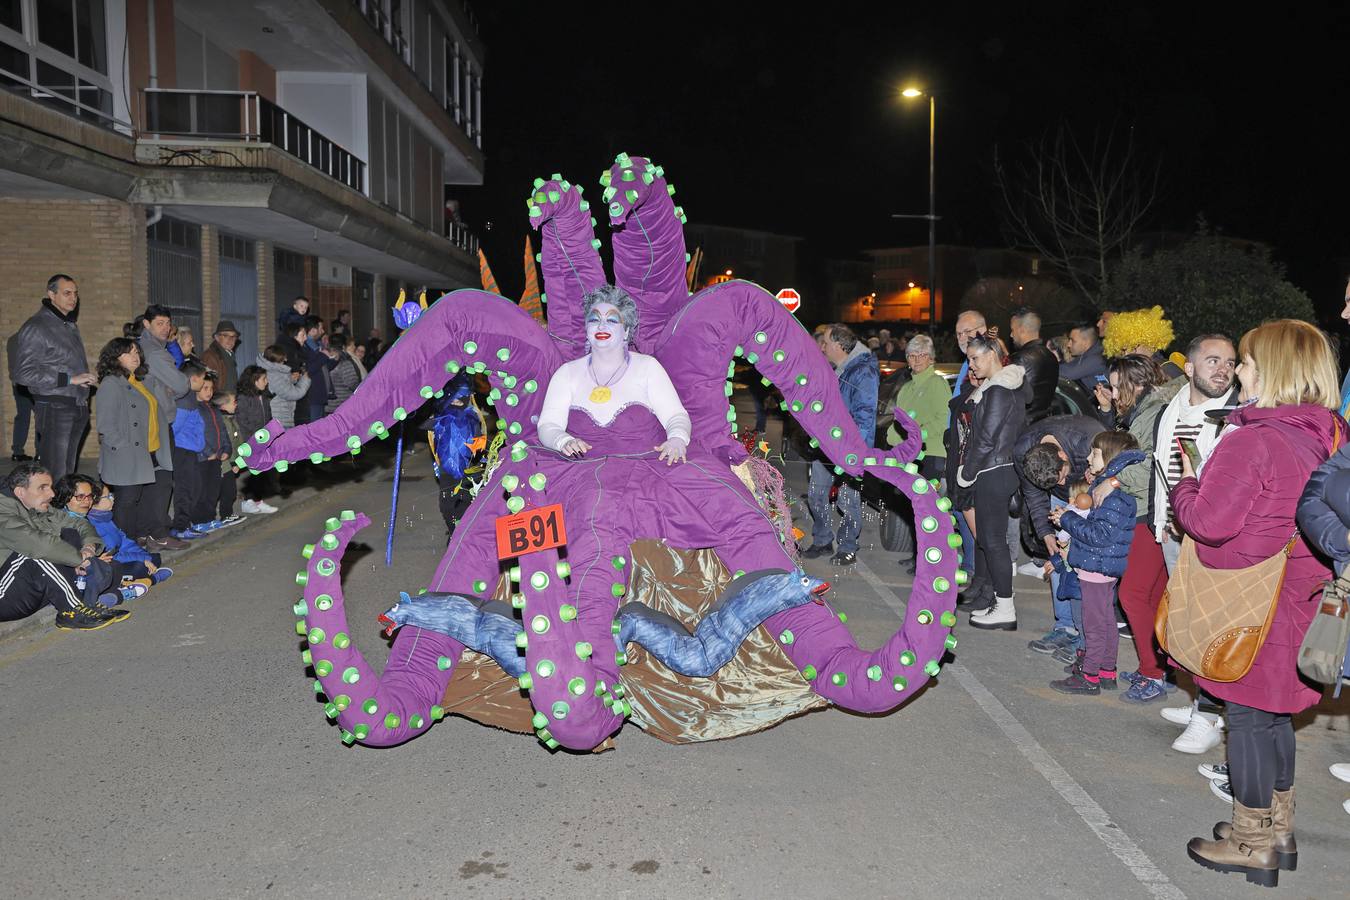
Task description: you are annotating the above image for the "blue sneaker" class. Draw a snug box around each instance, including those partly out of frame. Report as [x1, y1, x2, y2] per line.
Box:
[170, 529, 202, 541]
[1119, 677, 1169, 703]
[1121, 669, 1150, 686]
[190, 521, 221, 534]
[151, 567, 173, 584]
[1028, 628, 1078, 654]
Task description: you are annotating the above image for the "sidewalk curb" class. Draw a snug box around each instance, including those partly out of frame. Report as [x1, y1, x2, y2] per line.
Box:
[0, 453, 400, 646]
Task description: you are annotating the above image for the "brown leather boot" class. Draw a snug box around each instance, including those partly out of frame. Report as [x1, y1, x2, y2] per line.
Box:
[1189, 800, 1279, 887]
[1213, 788, 1296, 871]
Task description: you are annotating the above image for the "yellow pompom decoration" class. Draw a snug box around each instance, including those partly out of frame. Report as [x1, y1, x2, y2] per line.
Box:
[1103, 306, 1175, 358]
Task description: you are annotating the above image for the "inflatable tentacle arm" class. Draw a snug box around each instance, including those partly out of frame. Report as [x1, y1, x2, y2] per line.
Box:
[526, 175, 607, 356]
[296, 512, 463, 747]
[234, 291, 562, 471]
[603, 154, 688, 350]
[615, 569, 825, 677]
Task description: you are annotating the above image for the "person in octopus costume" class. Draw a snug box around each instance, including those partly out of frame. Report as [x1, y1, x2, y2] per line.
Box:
[234, 154, 965, 753]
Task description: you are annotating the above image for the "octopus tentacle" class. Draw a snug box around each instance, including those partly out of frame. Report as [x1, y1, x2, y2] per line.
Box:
[235, 291, 560, 471]
[527, 174, 607, 357]
[662, 280, 963, 711]
[602, 153, 689, 350]
[385, 592, 525, 677]
[615, 569, 825, 676]
[296, 512, 462, 747]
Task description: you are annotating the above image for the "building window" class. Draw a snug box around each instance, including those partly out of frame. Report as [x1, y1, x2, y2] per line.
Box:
[0, 0, 115, 127]
[37, 0, 104, 75]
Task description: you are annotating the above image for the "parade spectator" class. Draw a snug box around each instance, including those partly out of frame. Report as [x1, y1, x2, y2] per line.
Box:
[258, 346, 311, 430]
[55, 474, 161, 593]
[1171, 319, 1342, 886]
[235, 365, 279, 515]
[12, 274, 96, 479]
[1059, 324, 1109, 393]
[211, 392, 244, 525]
[281, 320, 308, 381]
[7, 331, 34, 461]
[76, 479, 172, 587]
[201, 320, 241, 394]
[190, 376, 234, 532]
[886, 334, 951, 573]
[1103, 305, 1183, 377]
[137, 305, 191, 544]
[301, 315, 337, 424]
[1118, 335, 1238, 709]
[955, 334, 1027, 630]
[0, 463, 126, 629]
[947, 310, 987, 587]
[325, 334, 363, 415]
[351, 342, 370, 381]
[364, 333, 385, 368]
[169, 326, 195, 368]
[93, 337, 186, 552]
[1014, 414, 1105, 651]
[277, 296, 310, 340]
[802, 323, 878, 566]
[169, 361, 209, 541]
[1048, 431, 1144, 694]
[330, 310, 351, 343]
[1008, 307, 1059, 423]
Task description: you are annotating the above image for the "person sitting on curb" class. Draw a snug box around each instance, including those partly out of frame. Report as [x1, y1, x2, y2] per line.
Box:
[56, 474, 171, 591]
[0, 463, 129, 630]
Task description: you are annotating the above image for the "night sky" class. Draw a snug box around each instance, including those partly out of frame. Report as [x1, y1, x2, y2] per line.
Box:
[461, 3, 1348, 320]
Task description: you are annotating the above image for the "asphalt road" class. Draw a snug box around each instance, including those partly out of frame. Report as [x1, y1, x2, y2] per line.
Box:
[2, 444, 1347, 899]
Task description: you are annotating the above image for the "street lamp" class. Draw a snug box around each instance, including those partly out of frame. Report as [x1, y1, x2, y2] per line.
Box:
[896, 85, 937, 331]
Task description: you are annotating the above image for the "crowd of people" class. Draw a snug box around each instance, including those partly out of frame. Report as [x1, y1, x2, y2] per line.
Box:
[1, 277, 374, 632]
[800, 301, 1350, 886]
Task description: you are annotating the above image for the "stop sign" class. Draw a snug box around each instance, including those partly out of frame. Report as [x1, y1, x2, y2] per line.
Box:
[776, 288, 801, 314]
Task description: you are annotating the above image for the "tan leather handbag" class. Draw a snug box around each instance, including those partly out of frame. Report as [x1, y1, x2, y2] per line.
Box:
[1154, 535, 1294, 682]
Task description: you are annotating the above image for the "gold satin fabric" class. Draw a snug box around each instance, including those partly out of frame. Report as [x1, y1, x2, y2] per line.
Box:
[438, 539, 824, 746]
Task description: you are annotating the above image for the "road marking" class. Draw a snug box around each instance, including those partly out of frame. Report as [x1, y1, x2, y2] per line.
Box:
[855, 558, 1187, 900]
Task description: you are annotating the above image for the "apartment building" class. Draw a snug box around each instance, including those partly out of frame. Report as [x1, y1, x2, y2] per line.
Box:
[1, 0, 484, 452]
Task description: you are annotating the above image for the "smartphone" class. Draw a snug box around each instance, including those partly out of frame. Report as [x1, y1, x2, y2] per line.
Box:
[1094, 374, 1109, 385]
[1176, 437, 1202, 469]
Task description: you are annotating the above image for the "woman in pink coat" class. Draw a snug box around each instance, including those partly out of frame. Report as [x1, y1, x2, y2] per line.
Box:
[1170, 319, 1343, 887]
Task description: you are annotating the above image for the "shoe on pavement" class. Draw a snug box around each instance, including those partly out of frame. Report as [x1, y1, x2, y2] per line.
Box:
[156, 535, 191, 550]
[1017, 561, 1048, 580]
[55, 608, 119, 631]
[1028, 627, 1078, 654]
[970, 595, 1017, 631]
[190, 521, 221, 534]
[1062, 648, 1085, 674]
[217, 514, 244, 527]
[1051, 671, 1101, 695]
[1162, 705, 1196, 726]
[1330, 762, 1350, 784]
[831, 551, 857, 566]
[1174, 713, 1225, 754]
[1199, 762, 1230, 782]
[799, 542, 833, 559]
[1116, 620, 1133, 638]
[151, 567, 174, 584]
[1052, 644, 1079, 665]
[1097, 671, 1118, 691]
[115, 584, 147, 604]
[956, 579, 993, 610]
[1209, 779, 1234, 803]
[1119, 678, 1169, 703]
[256, 500, 279, 513]
[11, 452, 33, 461]
[169, 529, 201, 541]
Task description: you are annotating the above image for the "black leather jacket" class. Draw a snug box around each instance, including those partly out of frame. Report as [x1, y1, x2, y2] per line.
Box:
[1010, 338, 1059, 422]
[956, 366, 1029, 487]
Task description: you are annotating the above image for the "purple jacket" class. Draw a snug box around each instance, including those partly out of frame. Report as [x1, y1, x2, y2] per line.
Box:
[1171, 403, 1343, 713]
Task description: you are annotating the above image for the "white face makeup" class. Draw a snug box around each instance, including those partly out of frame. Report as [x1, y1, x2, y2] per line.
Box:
[586, 302, 627, 350]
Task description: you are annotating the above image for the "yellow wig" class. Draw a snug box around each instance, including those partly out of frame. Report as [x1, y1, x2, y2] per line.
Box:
[1103, 306, 1175, 358]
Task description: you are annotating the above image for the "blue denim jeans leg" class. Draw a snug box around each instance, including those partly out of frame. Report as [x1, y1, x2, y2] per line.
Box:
[807, 460, 835, 549]
[1047, 494, 1074, 632]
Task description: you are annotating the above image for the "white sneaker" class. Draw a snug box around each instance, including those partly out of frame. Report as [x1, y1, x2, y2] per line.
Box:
[1331, 762, 1350, 784]
[242, 499, 278, 515]
[1198, 761, 1229, 782]
[1017, 561, 1047, 580]
[970, 595, 1017, 631]
[1160, 704, 1194, 726]
[1172, 713, 1224, 754]
[257, 500, 279, 514]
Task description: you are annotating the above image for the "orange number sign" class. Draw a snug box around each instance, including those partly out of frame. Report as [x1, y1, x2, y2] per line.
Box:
[495, 503, 567, 560]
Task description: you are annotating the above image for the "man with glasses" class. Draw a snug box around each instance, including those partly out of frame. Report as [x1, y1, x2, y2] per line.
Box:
[885, 333, 952, 573]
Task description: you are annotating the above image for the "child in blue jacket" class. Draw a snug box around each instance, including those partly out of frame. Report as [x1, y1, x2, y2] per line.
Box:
[1048, 431, 1145, 695]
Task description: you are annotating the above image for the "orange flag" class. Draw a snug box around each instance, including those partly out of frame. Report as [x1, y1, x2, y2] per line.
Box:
[519, 235, 546, 327]
[478, 248, 501, 296]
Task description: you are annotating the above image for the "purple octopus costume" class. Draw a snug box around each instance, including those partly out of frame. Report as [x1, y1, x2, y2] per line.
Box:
[235, 154, 965, 752]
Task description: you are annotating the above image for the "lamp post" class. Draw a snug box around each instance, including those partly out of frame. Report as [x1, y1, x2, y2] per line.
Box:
[898, 87, 937, 331]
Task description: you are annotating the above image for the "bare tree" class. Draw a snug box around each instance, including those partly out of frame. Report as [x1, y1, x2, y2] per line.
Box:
[995, 124, 1159, 307]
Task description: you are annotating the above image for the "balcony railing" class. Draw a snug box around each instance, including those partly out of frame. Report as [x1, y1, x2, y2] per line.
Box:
[445, 220, 478, 257]
[138, 89, 366, 194]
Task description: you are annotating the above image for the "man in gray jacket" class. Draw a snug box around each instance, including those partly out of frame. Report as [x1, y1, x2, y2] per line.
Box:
[136, 305, 191, 546]
[13, 275, 96, 478]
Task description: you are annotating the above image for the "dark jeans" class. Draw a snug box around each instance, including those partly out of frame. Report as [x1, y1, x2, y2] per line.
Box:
[216, 470, 237, 519]
[193, 459, 222, 524]
[33, 400, 89, 479]
[1226, 703, 1296, 809]
[11, 384, 33, 455]
[973, 465, 1019, 597]
[1079, 577, 1120, 674]
[171, 447, 202, 531]
[111, 556, 160, 582]
[243, 469, 278, 502]
[111, 468, 174, 540]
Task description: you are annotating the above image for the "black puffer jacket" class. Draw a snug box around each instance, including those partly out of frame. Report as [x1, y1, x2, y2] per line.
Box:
[956, 365, 1029, 487]
[1012, 414, 1105, 542]
[1010, 338, 1059, 422]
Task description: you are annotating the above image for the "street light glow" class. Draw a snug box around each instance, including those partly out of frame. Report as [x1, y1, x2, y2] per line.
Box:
[901, 87, 924, 98]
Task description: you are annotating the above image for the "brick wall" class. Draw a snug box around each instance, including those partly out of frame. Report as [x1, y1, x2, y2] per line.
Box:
[0, 199, 146, 461]
[256, 240, 275, 349]
[200, 224, 220, 340]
